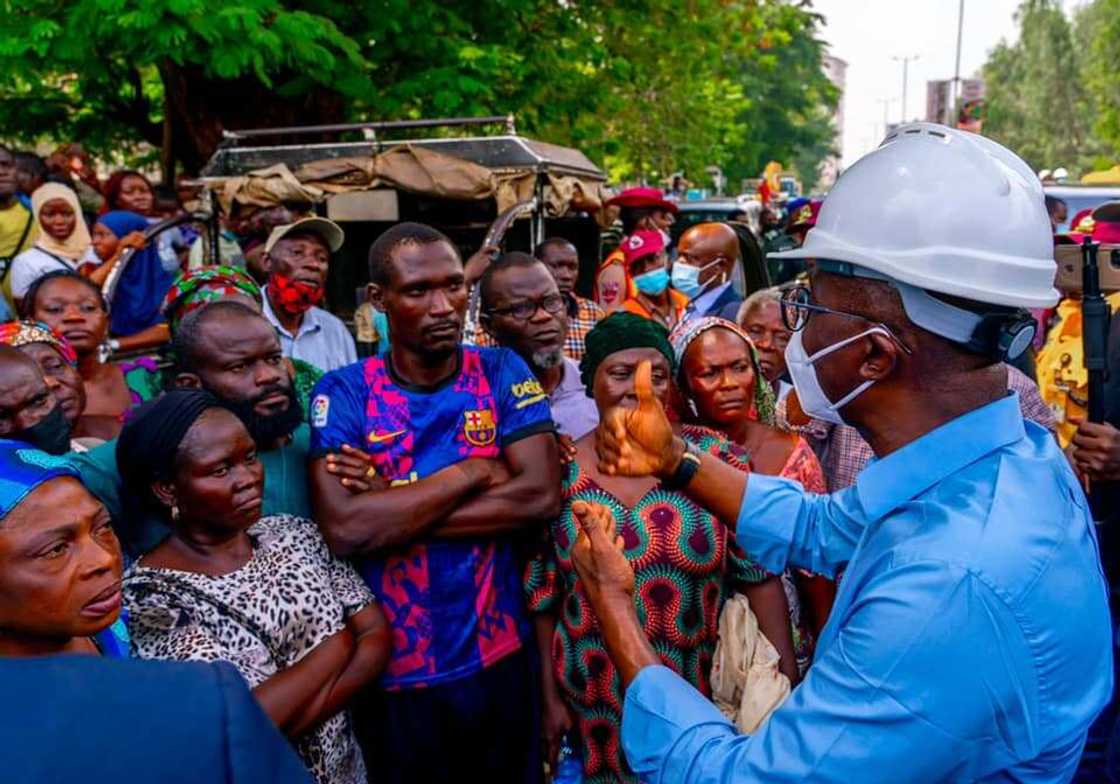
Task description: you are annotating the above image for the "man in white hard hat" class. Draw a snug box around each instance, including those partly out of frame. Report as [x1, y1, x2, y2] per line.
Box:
[569, 124, 1113, 781]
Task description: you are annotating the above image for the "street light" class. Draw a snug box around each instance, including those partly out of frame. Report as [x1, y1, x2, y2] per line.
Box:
[892, 54, 920, 123]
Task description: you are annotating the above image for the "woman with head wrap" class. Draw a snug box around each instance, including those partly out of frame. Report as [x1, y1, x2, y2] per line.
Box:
[672, 316, 835, 656]
[525, 311, 794, 783]
[0, 320, 105, 449]
[161, 265, 324, 408]
[23, 271, 162, 438]
[88, 210, 174, 340]
[119, 390, 389, 784]
[8, 183, 98, 308]
[0, 440, 129, 658]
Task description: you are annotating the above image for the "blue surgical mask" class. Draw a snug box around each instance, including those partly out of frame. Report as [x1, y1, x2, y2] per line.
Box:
[633, 267, 670, 296]
[671, 259, 722, 299]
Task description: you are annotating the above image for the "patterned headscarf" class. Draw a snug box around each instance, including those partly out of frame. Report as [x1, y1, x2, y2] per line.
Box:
[669, 316, 777, 426]
[0, 439, 79, 521]
[161, 265, 262, 332]
[580, 311, 675, 395]
[0, 320, 78, 366]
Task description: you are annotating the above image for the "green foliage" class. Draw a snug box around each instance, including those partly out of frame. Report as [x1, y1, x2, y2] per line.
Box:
[982, 0, 1119, 175]
[0, 0, 838, 189]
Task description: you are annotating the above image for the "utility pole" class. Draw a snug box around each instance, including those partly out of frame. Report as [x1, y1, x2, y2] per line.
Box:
[951, 0, 965, 125]
[892, 54, 920, 123]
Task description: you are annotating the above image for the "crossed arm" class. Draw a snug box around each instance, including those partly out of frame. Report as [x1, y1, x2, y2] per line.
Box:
[311, 432, 561, 558]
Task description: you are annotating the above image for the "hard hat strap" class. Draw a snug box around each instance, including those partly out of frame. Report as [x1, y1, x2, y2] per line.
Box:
[814, 259, 1034, 361]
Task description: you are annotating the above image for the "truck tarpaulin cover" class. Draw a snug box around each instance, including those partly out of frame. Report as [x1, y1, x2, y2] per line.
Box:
[208, 143, 609, 221]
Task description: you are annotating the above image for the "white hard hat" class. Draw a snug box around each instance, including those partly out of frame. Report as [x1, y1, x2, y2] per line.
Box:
[771, 123, 1058, 309]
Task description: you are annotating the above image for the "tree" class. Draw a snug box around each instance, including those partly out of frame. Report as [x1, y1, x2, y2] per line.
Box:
[0, 0, 838, 190]
[1074, 0, 1120, 168]
[982, 0, 1107, 174]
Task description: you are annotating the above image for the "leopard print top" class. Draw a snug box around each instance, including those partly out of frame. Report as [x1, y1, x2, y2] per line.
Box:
[123, 514, 374, 784]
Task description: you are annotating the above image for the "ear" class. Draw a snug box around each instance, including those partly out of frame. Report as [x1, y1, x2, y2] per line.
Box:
[151, 479, 176, 511]
[368, 282, 386, 314]
[859, 331, 901, 381]
[173, 372, 203, 389]
[261, 251, 274, 274]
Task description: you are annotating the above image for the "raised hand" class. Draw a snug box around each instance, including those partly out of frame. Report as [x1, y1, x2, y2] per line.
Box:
[570, 500, 633, 607]
[595, 359, 675, 477]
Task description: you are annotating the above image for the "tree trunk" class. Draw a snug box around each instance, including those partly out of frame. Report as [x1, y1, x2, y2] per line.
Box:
[160, 63, 347, 175]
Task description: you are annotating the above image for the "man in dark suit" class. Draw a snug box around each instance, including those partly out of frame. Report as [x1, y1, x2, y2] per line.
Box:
[2, 655, 312, 783]
[675, 222, 743, 322]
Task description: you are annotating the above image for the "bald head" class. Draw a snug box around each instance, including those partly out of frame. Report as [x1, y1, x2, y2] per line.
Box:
[676, 222, 740, 292]
[679, 223, 739, 263]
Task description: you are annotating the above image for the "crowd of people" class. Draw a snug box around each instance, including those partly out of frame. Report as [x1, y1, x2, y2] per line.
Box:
[0, 124, 1116, 784]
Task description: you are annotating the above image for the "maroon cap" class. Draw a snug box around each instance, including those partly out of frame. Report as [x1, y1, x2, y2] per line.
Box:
[606, 186, 679, 214]
[621, 230, 667, 266]
[1068, 201, 1120, 244]
[788, 200, 822, 231]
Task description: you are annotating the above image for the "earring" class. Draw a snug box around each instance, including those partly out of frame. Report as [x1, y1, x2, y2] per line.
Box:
[171, 505, 180, 522]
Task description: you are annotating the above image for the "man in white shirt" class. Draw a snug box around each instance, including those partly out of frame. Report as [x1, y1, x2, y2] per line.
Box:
[261, 217, 356, 373]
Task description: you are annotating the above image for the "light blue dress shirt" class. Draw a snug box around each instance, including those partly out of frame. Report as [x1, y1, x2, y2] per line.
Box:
[263, 294, 357, 373]
[622, 393, 1113, 782]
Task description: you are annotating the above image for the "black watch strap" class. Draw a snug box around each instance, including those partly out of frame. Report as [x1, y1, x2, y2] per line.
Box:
[662, 440, 701, 491]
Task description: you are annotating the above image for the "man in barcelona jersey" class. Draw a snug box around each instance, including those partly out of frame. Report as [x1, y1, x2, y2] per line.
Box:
[309, 222, 561, 784]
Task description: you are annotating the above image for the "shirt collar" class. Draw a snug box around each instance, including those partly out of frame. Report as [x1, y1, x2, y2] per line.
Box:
[687, 280, 732, 315]
[553, 356, 586, 398]
[262, 294, 322, 339]
[855, 392, 1026, 521]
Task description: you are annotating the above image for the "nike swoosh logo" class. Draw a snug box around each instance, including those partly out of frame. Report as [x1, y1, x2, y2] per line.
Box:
[368, 429, 406, 444]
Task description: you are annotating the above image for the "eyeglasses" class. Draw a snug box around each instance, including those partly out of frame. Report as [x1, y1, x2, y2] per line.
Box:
[486, 293, 566, 321]
[779, 285, 913, 354]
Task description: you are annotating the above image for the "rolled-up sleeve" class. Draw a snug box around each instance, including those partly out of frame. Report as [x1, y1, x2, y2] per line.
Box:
[621, 562, 1035, 783]
[736, 474, 867, 578]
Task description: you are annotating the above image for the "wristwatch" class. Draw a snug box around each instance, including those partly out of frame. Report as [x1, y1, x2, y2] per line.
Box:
[661, 439, 702, 490]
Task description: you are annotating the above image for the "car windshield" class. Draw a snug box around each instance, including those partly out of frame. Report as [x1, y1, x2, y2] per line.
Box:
[1053, 193, 1120, 233]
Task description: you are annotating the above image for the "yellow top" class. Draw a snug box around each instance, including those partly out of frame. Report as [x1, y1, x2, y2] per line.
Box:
[1036, 293, 1120, 447]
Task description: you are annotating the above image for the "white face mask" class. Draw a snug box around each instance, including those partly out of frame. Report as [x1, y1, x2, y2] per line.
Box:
[784, 326, 889, 425]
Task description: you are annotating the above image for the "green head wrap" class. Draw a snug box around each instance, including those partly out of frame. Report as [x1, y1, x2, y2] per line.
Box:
[579, 311, 676, 396]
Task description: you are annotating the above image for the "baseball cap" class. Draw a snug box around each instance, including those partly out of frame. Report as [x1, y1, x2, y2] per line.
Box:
[264, 217, 345, 254]
[621, 230, 667, 266]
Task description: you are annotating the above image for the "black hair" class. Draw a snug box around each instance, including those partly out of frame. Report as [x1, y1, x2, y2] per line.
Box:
[172, 300, 262, 374]
[479, 251, 547, 312]
[534, 237, 577, 261]
[1044, 194, 1067, 217]
[367, 221, 456, 285]
[12, 152, 47, 181]
[20, 270, 107, 318]
[619, 206, 657, 235]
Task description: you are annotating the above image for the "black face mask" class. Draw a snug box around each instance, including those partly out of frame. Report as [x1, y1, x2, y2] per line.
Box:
[19, 404, 72, 455]
[219, 384, 303, 447]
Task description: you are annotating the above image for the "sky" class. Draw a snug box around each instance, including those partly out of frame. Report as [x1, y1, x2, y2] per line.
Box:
[812, 0, 1081, 167]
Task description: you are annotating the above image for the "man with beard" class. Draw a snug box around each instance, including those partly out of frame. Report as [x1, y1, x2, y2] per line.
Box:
[66, 302, 315, 558]
[0, 345, 73, 456]
[309, 222, 561, 784]
[261, 217, 356, 372]
[481, 251, 599, 439]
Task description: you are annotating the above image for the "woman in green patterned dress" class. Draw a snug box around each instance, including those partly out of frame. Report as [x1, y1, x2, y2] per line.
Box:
[525, 312, 796, 784]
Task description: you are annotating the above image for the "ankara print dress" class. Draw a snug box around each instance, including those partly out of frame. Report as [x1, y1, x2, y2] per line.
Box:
[524, 425, 770, 784]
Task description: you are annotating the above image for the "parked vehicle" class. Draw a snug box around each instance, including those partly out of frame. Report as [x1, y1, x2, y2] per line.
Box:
[1045, 185, 1120, 233]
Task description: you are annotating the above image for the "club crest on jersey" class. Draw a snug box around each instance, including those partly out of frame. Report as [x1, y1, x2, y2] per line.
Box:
[311, 394, 330, 427]
[463, 409, 497, 447]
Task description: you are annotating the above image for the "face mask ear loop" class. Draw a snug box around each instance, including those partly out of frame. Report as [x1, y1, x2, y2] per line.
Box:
[804, 325, 892, 364]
